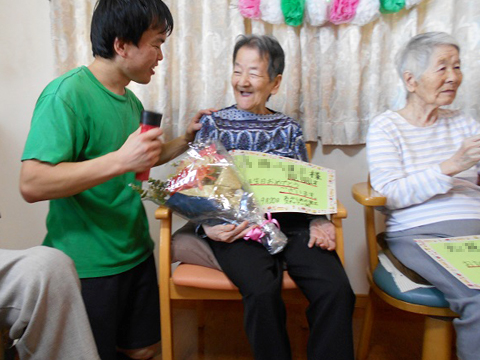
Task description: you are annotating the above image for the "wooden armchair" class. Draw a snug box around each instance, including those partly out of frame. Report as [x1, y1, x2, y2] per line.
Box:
[155, 202, 346, 360]
[156, 141, 346, 360]
[351, 181, 457, 360]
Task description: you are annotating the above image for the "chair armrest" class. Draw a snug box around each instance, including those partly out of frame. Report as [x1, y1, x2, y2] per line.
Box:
[332, 200, 347, 220]
[330, 200, 347, 266]
[155, 205, 172, 220]
[351, 182, 386, 207]
[155, 205, 173, 279]
[351, 183, 384, 271]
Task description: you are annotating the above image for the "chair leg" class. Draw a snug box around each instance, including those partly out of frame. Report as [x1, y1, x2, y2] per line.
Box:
[196, 301, 206, 329]
[160, 292, 174, 360]
[196, 301, 206, 359]
[356, 290, 375, 360]
[289, 303, 309, 330]
[421, 316, 453, 360]
[300, 314, 309, 330]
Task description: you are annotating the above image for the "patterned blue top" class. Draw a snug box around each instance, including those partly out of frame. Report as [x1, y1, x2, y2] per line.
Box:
[194, 105, 308, 161]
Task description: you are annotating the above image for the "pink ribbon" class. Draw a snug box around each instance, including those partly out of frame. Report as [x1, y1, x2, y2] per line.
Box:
[244, 213, 280, 243]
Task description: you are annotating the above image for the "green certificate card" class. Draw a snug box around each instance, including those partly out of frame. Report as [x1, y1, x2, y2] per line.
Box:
[415, 236, 480, 290]
[230, 150, 336, 214]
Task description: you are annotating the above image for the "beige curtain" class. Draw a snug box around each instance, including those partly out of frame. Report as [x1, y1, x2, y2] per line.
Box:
[50, 0, 480, 145]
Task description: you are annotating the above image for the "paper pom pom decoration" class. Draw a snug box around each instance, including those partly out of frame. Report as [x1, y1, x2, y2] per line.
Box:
[351, 0, 380, 26]
[405, 0, 422, 9]
[261, 0, 285, 24]
[238, 0, 262, 19]
[305, 0, 330, 26]
[237, 0, 423, 27]
[281, 0, 306, 26]
[380, 0, 405, 14]
[329, 0, 361, 25]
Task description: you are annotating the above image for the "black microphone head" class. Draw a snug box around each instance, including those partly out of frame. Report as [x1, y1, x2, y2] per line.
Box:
[140, 110, 163, 127]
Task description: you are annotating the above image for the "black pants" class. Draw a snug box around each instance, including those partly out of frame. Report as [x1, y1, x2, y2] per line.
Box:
[207, 214, 355, 360]
[81, 255, 161, 360]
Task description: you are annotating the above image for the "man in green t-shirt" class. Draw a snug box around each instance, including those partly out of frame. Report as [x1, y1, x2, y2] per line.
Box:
[20, 0, 211, 359]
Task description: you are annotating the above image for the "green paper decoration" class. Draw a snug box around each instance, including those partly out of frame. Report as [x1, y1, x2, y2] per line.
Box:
[281, 0, 306, 27]
[380, 0, 406, 14]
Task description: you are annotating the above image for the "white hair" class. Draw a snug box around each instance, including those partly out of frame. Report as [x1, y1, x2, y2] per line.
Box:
[396, 32, 460, 86]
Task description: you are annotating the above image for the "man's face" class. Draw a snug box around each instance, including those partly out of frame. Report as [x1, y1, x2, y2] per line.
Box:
[122, 27, 167, 84]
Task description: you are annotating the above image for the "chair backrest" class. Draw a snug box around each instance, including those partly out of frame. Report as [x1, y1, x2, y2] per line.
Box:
[305, 141, 313, 161]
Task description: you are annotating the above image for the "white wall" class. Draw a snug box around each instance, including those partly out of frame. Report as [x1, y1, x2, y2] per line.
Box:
[316, 145, 369, 294]
[0, 0, 370, 294]
[0, 0, 52, 249]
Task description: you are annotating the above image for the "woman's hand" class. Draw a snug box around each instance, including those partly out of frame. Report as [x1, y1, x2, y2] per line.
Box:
[203, 221, 253, 243]
[441, 134, 480, 176]
[308, 217, 336, 251]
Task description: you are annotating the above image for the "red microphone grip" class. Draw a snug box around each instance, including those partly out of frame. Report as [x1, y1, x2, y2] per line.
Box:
[135, 111, 163, 181]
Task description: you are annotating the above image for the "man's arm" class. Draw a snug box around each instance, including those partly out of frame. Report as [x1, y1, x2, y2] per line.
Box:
[156, 108, 217, 165]
[20, 127, 163, 203]
[156, 134, 191, 165]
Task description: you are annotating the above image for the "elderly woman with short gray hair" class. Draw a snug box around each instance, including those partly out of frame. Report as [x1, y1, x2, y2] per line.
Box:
[367, 32, 480, 360]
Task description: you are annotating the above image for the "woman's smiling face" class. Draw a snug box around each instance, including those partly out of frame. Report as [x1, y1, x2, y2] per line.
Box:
[231, 46, 281, 115]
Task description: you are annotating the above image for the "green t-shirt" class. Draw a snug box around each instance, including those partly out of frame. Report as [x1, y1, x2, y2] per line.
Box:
[22, 66, 153, 278]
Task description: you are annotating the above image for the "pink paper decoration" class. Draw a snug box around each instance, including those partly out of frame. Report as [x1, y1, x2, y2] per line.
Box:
[238, 0, 262, 19]
[329, 0, 361, 25]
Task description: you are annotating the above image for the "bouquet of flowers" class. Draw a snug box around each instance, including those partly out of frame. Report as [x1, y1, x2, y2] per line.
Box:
[132, 140, 288, 255]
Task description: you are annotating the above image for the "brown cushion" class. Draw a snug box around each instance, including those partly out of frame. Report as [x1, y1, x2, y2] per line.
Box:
[171, 222, 222, 271]
[172, 263, 298, 290]
[377, 233, 431, 285]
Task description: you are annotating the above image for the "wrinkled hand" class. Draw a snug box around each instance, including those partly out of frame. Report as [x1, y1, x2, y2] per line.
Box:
[185, 108, 218, 142]
[308, 217, 336, 250]
[441, 134, 480, 176]
[115, 127, 163, 173]
[203, 221, 254, 243]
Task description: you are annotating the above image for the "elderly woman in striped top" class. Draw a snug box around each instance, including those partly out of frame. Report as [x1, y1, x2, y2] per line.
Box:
[367, 32, 480, 360]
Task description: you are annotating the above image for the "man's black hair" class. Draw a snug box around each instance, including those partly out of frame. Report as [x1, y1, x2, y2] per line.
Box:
[91, 0, 174, 59]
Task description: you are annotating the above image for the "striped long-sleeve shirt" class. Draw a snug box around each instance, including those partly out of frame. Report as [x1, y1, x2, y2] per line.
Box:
[367, 109, 480, 232]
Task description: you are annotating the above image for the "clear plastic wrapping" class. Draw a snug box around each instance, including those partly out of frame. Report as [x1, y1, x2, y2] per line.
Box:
[132, 140, 288, 254]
